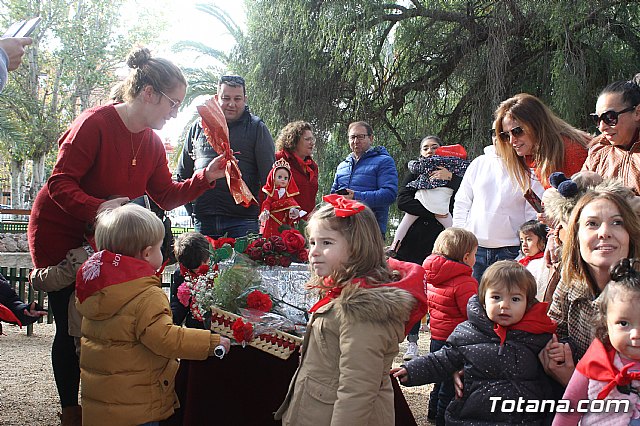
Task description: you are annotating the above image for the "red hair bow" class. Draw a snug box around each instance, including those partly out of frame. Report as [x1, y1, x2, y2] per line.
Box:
[323, 194, 365, 217]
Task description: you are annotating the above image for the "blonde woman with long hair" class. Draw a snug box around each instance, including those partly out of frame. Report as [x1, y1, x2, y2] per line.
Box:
[494, 93, 591, 191]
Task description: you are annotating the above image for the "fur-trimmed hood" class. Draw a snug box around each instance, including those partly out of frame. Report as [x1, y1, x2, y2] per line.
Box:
[333, 284, 415, 329]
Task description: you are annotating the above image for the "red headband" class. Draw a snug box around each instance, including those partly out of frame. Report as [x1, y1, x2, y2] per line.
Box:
[323, 194, 365, 217]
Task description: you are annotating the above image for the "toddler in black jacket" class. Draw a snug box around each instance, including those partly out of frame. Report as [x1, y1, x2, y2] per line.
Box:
[392, 260, 557, 425]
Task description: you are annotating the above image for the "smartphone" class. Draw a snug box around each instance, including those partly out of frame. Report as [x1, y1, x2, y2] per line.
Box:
[336, 188, 349, 195]
[2, 17, 41, 38]
[524, 189, 543, 213]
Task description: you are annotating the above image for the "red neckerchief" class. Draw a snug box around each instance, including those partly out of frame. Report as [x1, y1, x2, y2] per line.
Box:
[493, 301, 556, 355]
[179, 263, 209, 279]
[309, 277, 368, 313]
[577, 338, 640, 399]
[293, 152, 316, 182]
[307, 259, 429, 335]
[0, 303, 21, 327]
[518, 251, 544, 267]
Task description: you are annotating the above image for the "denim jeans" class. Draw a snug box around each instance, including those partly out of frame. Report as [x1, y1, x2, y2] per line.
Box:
[139, 422, 159, 426]
[472, 245, 520, 282]
[428, 339, 454, 426]
[194, 215, 259, 239]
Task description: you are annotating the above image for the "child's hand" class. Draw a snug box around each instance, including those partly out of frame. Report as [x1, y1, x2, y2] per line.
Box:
[453, 369, 464, 398]
[219, 336, 231, 354]
[539, 334, 576, 386]
[259, 210, 270, 223]
[390, 367, 409, 383]
[23, 302, 47, 318]
[546, 334, 566, 363]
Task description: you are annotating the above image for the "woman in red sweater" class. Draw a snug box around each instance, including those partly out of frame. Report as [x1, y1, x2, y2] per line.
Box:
[274, 121, 319, 215]
[27, 47, 225, 425]
[493, 93, 592, 191]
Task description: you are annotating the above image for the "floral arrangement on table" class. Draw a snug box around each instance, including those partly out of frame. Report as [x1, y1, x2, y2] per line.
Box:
[176, 229, 309, 359]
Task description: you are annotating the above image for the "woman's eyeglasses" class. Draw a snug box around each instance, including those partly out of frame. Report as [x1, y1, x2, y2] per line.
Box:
[159, 90, 181, 110]
[498, 126, 524, 142]
[590, 105, 637, 127]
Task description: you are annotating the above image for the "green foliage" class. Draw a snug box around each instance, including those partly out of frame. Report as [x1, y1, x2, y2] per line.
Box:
[213, 262, 261, 313]
[0, 0, 166, 201]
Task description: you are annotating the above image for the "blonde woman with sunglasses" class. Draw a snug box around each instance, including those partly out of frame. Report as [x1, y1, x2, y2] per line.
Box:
[582, 74, 640, 194]
[493, 93, 591, 191]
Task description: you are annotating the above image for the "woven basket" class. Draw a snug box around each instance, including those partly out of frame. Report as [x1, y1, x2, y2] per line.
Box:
[209, 305, 303, 360]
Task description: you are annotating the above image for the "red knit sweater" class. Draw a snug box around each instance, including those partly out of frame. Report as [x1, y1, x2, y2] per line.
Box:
[275, 150, 319, 214]
[527, 137, 588, 188]
[28, 105, 212, 267]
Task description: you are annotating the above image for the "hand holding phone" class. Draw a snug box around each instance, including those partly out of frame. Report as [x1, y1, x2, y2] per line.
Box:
[2, 17, 41, 38]
[524, 189, 543, 213]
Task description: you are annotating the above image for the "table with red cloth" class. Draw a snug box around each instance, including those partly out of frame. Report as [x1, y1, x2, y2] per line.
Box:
[160, 345, 417, 426]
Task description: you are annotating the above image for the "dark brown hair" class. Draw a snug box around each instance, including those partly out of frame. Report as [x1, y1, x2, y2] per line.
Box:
[275, 121, 313, 152]
[174, 232, 210, 270]
[594, 258, 640, 346]
[478, 260, 538, 308]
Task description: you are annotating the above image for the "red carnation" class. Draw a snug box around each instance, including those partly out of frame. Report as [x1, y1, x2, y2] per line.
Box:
[246, 290, 273, 312]
[278, 255, 292, 267]
[273, 238, 287, 252]
[246, 247, 263, 261]
[268, 235, 282, 245]
[264, 254, 278, 267]
[281, 229, 306, 254]
[214, 237, 235, 249]
[262, 241, 273, 252]
[297, 249, 309, 263]
[231, 318, 254, 343]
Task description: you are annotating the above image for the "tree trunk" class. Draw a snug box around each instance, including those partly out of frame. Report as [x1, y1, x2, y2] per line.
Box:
[9, 159, 24, 209]
[29, 155, 46, 206]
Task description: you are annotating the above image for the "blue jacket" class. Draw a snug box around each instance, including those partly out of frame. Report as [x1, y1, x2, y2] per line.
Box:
[331, 146, 398, 233]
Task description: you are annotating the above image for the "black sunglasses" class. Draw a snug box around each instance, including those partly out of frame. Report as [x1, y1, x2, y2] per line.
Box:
[590, 105, 637, 127]
[498, 126, 524, 142]
[219, 75, 245, 87]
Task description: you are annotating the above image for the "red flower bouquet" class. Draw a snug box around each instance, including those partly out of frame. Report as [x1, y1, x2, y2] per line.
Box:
[243, 230, 308, 266]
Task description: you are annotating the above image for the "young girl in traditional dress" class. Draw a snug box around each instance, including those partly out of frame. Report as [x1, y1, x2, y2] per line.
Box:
[554, 258, 640, 426]
[274, 194, 428, 425]
[259, 159, 305, 238]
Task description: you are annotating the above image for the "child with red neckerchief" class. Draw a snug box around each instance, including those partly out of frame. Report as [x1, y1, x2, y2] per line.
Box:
[518, 219, 551, 301]
[392, 260, 557, 425]
[274, 194, 428, 426]
[170, 231, 212, 329]
[554, 258, 640, 426]
[75, 204, 230, 426]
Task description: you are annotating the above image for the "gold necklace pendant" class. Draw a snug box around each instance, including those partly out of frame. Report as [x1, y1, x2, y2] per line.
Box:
[132, 158, 137, 166]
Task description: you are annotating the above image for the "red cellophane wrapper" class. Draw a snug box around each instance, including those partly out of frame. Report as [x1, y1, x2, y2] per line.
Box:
[197, 97, 257, 207]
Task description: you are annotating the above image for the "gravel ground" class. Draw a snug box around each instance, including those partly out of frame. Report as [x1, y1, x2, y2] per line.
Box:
[0, 323, 434, 426]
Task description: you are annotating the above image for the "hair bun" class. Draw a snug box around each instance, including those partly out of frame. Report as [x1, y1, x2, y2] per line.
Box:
[610, 258, 639, 282]
[126, 47, 152, 70]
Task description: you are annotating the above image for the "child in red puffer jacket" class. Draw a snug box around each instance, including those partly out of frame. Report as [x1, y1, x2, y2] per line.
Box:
[422, 227, 479, 425]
